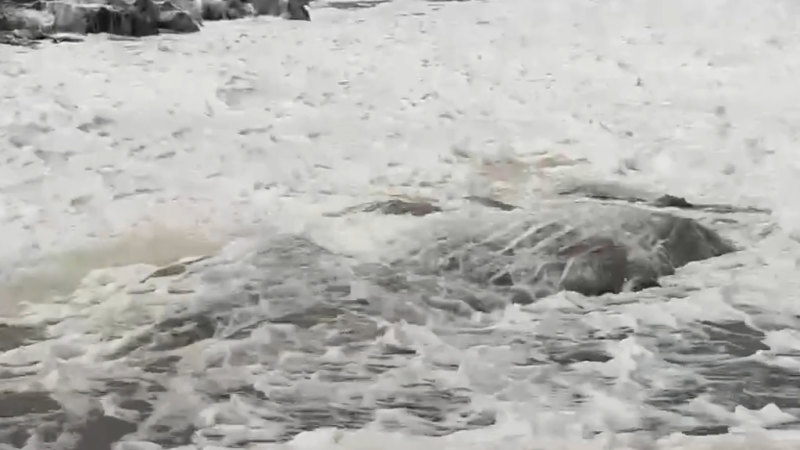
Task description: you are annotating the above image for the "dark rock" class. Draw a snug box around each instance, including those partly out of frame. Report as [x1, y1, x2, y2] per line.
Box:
[143, 421, 195, 447]
[699, 320, 769, 357]
[624, 275, 661, 292]
[286, 0, 309, 20]
[655, 215, 733, 269]
[652, 194, 694, 209]
[489, 271, 514, 286]
[509, 287, 535, 305]
[551, 347, 612, 364]
[157, 0, 200, 32]
[200, 0, 226, 20]
[249, 0, 280, 15]
[45, 0, 159, 36]
[420, 203, 735, 300]
[683, 425, 730, 436]
[464, 195, 518, 211]
[132, 0, 159, 35]
[558, 237, 628, 296]
[223, 0, 253, 19]
[142, 262, 187, 281]
[361, 199, 442, 217]
[169, 0, 201, 21]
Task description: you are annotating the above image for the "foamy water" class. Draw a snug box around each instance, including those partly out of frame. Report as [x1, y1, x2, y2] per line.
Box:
[2, 0, 800, 448]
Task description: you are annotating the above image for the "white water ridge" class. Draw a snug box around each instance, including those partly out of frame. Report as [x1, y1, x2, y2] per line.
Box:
[2, 0, 800, 449]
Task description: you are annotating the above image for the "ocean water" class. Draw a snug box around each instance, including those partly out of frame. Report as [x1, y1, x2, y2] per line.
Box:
[2, 0, 800, 448]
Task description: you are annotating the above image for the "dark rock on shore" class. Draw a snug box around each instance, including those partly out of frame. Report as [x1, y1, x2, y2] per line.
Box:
[286, 0, 308, 20]
[1, 0, 308, 44]
[157, 0, 199, 32]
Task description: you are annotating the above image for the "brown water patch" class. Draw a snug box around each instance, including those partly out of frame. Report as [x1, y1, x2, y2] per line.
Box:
[0, 225, 222, 316]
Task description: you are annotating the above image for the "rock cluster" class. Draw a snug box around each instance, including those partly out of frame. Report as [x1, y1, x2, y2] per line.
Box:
[353, 196, 738, 305]
[0, 0, 309, 43]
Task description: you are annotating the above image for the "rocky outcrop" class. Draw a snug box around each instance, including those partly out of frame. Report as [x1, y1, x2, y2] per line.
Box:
[326, 193, 737, 305]
[157, 0, 200, 32]
[0, 0, 308, 43]
[1, 0, 170, 36]
[406, 201, 736, 302]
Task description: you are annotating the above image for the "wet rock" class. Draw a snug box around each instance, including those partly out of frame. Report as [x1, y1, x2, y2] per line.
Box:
[509, 287, 535, 305]
[558, 237, 628, 296]
[286, 0, 309, 20]
[200, 0, 226, 19]
[249, 0, 281, 15]
[157, 0, 200, 32]
[422, 203, 735, 300]
[361, 199, 442, 216]
[141, 262, 186, 281]
[465, 195, 518, 211]
[43, 0, 160, 36]
[551, 347, 612, 364]
[654, 215, 734, 269]
[683, 425, 730, 436]
[166, 0, 201, 20]
[699, 320, 769, 357]
[200, 0, 251, 20]
[652, 194, 693, 209]
[227, 0, 254, 19]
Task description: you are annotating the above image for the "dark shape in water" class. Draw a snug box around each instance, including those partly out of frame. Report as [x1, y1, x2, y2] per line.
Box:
[561, 181, 769, 214]
[271, 304, 343, 328]
[699, 320, 769, 358]
[0, 391, 60, 418]
[362, 199, 442, 216]
[652, 194, 694, 209]
[682, 424, 730, 436]
[551, 347, 612, 365]
[464, 195, 519, 211]
[73, 414, 138, 450]
[0, 323, 42, 351]
[327, 0, 390, 9]
[423, 203, 735, 300]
